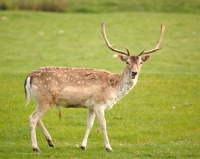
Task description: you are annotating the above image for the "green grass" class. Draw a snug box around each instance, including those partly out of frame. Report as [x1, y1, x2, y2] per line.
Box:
[1, 0, 200, 14]
[0, 11, 200, 158]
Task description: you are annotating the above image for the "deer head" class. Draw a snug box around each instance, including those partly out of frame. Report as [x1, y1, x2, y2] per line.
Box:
[101, 22, 165, 79]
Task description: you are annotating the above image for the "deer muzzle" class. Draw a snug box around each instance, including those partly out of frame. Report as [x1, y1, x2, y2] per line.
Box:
[131, 71, 138, 79]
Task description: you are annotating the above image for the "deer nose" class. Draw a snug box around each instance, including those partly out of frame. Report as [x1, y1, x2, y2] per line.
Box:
[132, 71, 138, 76]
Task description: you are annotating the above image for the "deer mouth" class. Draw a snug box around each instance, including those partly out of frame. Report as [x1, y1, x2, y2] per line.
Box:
[132, 75, 136, 79]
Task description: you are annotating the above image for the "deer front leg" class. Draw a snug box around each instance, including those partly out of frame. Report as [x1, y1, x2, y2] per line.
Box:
[81, 109, 95, 150]
[95, 108, 113, 151]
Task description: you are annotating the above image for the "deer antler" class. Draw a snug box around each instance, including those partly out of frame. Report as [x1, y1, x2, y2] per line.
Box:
[101, 22, 130, 56]
[138, 24, 165, 56]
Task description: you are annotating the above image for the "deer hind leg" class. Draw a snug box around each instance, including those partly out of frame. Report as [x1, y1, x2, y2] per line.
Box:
[37, 119, 54, 148]
[81, 109, 96, 150]
[94, 108, 113, 151]
[29, 104, 52, 152]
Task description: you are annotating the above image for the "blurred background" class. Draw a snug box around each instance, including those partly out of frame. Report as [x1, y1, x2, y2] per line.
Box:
[0, 0, 200, 13]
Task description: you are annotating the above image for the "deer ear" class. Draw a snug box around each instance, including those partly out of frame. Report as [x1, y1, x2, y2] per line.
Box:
[118, 55, 128, 62]
[141, 55, 151, 62]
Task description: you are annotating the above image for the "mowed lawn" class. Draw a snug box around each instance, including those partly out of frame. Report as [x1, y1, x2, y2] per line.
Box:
[0, 11, 199, 158]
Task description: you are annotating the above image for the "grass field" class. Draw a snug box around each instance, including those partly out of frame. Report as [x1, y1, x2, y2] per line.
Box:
[0, 10, 200, 158]
[1, 0, 200, 14]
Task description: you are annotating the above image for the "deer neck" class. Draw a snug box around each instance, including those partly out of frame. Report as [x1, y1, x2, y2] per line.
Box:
[116, 66, 138, 99]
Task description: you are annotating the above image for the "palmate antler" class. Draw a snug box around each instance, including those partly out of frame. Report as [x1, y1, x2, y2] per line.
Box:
[101, 22, 165, 57]
[101, 22, 130, 56]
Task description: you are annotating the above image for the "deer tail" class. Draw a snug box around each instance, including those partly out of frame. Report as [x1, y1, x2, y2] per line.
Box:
[24, 76, 31, 106]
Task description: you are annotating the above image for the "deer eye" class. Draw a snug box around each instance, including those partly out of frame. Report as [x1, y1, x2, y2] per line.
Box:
[140, 61, 143, 65]
[126, 61, 129, 65]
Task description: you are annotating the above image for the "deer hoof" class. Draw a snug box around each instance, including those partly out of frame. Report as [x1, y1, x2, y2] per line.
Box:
[80, 146, 86, 150]
[47, 139, 54, 148]
[33, 147, 41, 152]
[106, 147, 113, 152]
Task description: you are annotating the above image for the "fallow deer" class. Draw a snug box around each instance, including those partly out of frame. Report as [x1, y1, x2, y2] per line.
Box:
[24, 22, 165, 152]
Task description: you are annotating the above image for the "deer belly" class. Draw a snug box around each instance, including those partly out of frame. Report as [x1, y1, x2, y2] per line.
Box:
[57, 87, 93, 108]
[56, 99, 86, 108]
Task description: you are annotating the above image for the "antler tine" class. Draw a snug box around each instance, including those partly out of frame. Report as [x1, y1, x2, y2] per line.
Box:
[138, 24, 165, 56]
[101, 22, 130, 56]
